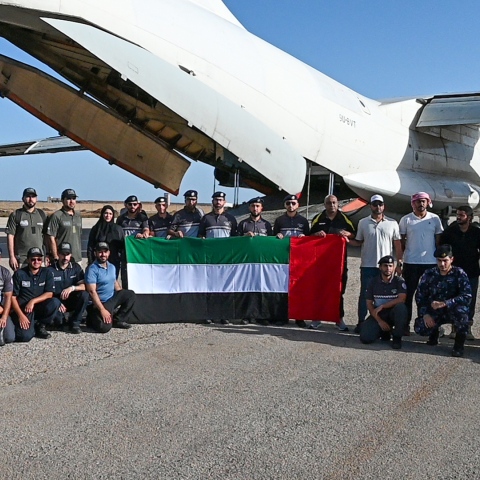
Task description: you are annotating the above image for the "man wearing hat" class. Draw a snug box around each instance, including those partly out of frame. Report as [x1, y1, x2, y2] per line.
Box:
[0, 247, 15, 346]
[399, 192, 443, 333]
[350, 194, 402, 333]
[198, 192, 238, 239]
[46, 188, 83, 265]
[6, 187, 47, 270]
[148, 197, 173, 238]
[85, 242, 136, 333]
[237, 197, 273, 237]
[48, 242, 89, 334]
[273, 194, 309, 239]
[116, 195, 149, 239]
[359, 255, 408, 349]
[415, 245, 471, 357]
[309, 195, 355, 331]
[10, 247, 61, 342]
[168, 190, 204, 238]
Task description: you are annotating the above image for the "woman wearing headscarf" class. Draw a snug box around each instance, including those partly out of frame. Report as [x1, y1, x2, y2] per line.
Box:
[87, 205, 125, 276]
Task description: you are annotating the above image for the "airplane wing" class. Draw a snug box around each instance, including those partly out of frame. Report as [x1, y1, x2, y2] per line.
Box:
[0, 136, 84, 156]
[188, 0, 245, 28]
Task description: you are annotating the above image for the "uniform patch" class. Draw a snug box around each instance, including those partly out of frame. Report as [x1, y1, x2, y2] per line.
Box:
[20, 220, 29, 227]
[22, 281, 31, 287]
[39, 282, 45, 287]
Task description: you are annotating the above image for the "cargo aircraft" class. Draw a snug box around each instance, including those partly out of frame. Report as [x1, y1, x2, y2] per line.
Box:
[1, 0, 480, 216]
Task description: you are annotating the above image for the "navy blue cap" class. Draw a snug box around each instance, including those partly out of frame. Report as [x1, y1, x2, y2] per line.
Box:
[283, 194, 298, 203]
[184, 190, 198, 198]
[154, 197, 167, 204]
[212, 191, 226, 199]
[27, 247, 43, 258]
[95, 242, 110, 251]
[23, 188, 37, 197]
[434, 244, 453, 258]
[248, 197, 264, 205]
[125, 195, 139, 204]
[378, 255, 395, 265]
[58, 242, 72, 254]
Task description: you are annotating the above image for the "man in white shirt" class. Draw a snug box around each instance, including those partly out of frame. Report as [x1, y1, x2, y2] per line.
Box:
[399, 192, 443, 334]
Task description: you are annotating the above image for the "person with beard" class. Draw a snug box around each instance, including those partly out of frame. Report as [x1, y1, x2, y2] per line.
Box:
[440, 205, 480, 340]
[168, 190, 204, 238]
[237, 197, 273, 237]
[6, 187, 46, 270]
[399, 192, 443, 334]
[87, 205, 125, 277]
[148, 197, 173, 238]
[116, 195, 149, 239]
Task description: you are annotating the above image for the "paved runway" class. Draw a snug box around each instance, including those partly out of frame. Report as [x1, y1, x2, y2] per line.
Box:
[0, 218, 479, 479]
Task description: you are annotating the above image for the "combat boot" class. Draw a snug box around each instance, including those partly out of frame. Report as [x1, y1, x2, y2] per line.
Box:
[426, 328, 440, 346]
[452, 332, 466, 357]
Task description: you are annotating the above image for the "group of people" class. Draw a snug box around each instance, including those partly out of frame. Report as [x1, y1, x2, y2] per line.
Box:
[1, 186, 477, 358]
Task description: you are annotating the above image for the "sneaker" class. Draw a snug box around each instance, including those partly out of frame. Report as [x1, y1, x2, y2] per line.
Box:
[70, 326, 82, 334]
[336, 318, 349, 332]
[113, 321, 132, 329]
[309, 321, 320, 330]
[392, 337, 402, 349]
[220, 319, 230, 325]
[35, 326, 51, 339]
[296, 320, 308, 328]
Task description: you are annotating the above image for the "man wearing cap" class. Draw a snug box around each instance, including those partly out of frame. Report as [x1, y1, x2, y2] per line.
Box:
[273, 195, 309, 239]
[116, 195, 149, 239]
[46, 189, 83, 265]
[48, 242, 89, 334]
[310, 195, 355, 331]
[0, 247, 14, 346]
[198, 192, 238, 239]
[10, 247, 61, 342]
[168, 190, 205, 238]
[350, 195, 402, 333]
[148, 197, 173, 238]
[237, 197, 273, 237]
[359, 255, 408, 349]
[440, 205, 480, 340]
[399, 192, 443, 333]
[414, 245, 471, 357]
[85, 242, 136, 333]
[6, 187, 47, 270]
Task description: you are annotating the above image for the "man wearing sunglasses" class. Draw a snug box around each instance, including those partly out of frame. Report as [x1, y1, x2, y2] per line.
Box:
[168, 190, 205, 238]
[350, 195, 402, 334]
[116, 195, 149, 239]
[10, 247, 61, 342]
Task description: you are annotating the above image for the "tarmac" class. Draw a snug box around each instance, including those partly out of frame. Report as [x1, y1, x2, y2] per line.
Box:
[0, 218, 479, 479]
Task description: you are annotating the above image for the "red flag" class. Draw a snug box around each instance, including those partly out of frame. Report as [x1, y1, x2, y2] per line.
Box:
[288, 235, 345, 322]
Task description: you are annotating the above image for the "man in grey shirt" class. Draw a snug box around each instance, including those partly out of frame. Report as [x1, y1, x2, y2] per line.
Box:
[168, 190, 204, 238]
[6, 187, 46, 270]
[46, 189, 83, 264]
[0, 248, 14, 346]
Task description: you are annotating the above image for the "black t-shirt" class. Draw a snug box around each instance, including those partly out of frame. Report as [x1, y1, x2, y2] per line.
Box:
[237, 216, 273, 236]
[117, 212, 149, 237]
[198, 212, 238, 238]
[273, 213, 310, 237]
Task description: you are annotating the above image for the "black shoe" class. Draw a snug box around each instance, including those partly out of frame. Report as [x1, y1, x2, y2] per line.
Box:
[240, 319, 250, 325]
[392, 337, 402, 349]
[70, 326, 82, 334]
[296, 320, 308, 328]
[452, 347, 464, 357]
[0, 328, 5, 347]
[203, 319, 214, 324]
[354, 323, 362, 334]
[257, 319, 269, 326]
[36, 326, 51, 339]
[220, 319, 230, 325]
[380, 332, 392, 342]
[426, 330, 439, 346]
[113, 321, 132, 329]
[452, 332, 466, 357]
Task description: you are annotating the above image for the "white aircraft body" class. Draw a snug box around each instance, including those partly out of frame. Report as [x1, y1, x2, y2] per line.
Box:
[1, 0, 480, 214]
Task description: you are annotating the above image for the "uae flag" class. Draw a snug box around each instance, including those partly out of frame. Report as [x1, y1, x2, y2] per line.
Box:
[126, 235, 345, 323]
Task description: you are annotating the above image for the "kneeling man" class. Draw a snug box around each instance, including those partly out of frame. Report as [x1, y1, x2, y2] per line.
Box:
[360, 255, 408, 349]
[415, 245, 471, 357]
[85, 242, 136, 333]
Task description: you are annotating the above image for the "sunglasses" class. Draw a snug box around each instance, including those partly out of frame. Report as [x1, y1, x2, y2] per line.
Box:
[285, 201, 297, 206]
[30, 257, 43, 262]
[127, 202, 138, 207]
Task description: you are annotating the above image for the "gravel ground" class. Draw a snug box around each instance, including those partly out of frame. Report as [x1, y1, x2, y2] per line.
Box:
[0, 219, 479, 479]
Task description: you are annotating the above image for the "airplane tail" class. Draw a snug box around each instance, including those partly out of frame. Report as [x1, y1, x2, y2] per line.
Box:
[188, 0, 245, 28]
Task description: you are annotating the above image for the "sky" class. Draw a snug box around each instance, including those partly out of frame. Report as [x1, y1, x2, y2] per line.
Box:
[1, 0, 480, 201]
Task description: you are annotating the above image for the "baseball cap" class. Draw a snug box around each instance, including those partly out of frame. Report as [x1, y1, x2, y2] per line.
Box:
[154, 197, 167, 204]
[58, 242, 72, 254]
[22, 188, 37, 197]
[61, 189, 77, 199]
[183, 190, 198, 198]
[370, 194, 384, 204]
[378, 255, 395, 265]
[27, 247, 43, 258]
[434, 244, 453, 258]
[95, 242, 110, 251]
[212, 191, 226, 199]
[248, 197, 264, 205]
[125, 195, 138, 204]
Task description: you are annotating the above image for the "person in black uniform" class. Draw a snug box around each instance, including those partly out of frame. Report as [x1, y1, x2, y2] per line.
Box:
[168, 190, 204, 238]
[237, 197, 273, 237]
[310, 194, 356, 331]
[49, 242, 89, 334]
[10, 247, 61, 342]
[198, 191, 238, 239]
[148, 197, 173, 238]
[273, 195, 310, 327]
[273, 194, 309, 239]
[359, 255, 408, 349]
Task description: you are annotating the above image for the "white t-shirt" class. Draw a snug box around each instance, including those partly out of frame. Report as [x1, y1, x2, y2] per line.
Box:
[399, 212, 443, 264]
[356, 215, 401, 267]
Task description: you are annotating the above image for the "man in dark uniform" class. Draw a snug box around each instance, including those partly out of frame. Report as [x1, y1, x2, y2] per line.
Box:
[310, 194, 356, 331]
[48, 242, 89, 334]
[0, 248, 14, 346]
[85, 242, 136, 333]
[148, 196, 173, 238]
[273, 195, 310, 327]
[198, 191, 238, 239]
[415, 244, 472, 357]
[116, 195, 150, 238]
[440, 205, 480, 340]
[10, 247, 61, 342]
[168, 190, 204, 238]
[6, 187, 46, 270]
[46, 189, 82, 265]
[237, 197, 273, 237]
[273, 194, 309, 239]
[359, 255, 408, 349]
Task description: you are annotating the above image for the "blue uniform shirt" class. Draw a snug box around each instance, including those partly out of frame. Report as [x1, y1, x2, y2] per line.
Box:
[13, 266, 55, 304]
[85, 261, 116, 303]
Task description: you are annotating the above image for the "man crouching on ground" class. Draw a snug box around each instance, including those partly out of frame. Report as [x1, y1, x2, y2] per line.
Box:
[85, 242, 136, 333]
